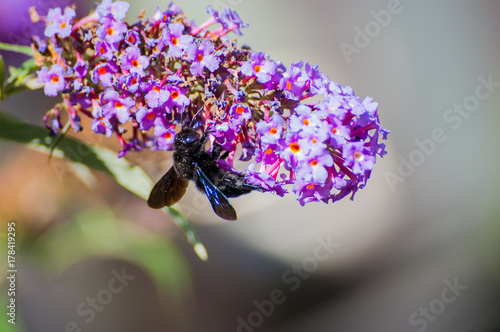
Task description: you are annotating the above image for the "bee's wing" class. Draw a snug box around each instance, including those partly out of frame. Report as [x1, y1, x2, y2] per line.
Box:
[195, 165, 237, 221]
[148, 166, 189, 209]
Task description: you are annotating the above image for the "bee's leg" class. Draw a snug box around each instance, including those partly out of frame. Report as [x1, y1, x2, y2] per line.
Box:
[242, 182, 266, 192]
[218, 173, 266, 197]
[211, 143, 229, 160]
[199, 130, 211, 145]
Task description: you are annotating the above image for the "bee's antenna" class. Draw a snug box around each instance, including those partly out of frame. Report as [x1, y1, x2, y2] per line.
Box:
[179, 105, 184, 130]
[189, 105, 204, 128]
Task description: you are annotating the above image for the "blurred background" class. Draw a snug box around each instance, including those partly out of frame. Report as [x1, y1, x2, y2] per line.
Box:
[1, 0, 500, 331]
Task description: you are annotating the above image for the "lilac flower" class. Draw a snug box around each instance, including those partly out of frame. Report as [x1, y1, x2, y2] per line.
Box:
[44, 7, 76, 38]
[124, 30, 141, 46]
[94, 40, 118, 60]
[281, 133, 306, 170]
[256, 114, 285, 145]
[101, 89, 135, 123]
[316, 94, 348, 121]
[121, 72, 141, 94]
[152, 4, 182, 23]
[293, 180, 333, 206]
[295, 150, 333, 184]
[92, 61, 119, 87]
[142, 81, 170, 108]
[162, 23, 194, 58]
[342, 142, 376, 175]
[154, 125, 176, 150]
[289, 105, 328, 141]
[206, 6, 248, 36]
[37, 65, 65, 97]
[73, 59, 88, 79]
[324, 116, 351, 149]
[279, 61, 308, 101]
[304, 62, 328, 96]
[187, 39, 220, 76]
[241, 52, 277, 84]
[91, 100, 115, 137]
[136, 106, 158, 130]
[229, 103, 252, 128]
[246, 164, 287, 197]
[70, 86, 94, 109]
[255, 143, 283, 165]
[97, 17, 127, 44]
[97, 0, 130, 21]
[164, 85, 190, 111]
[219, 8, 248, 35]
[212, 122, 237, 151]
[120, 46, 150, 77]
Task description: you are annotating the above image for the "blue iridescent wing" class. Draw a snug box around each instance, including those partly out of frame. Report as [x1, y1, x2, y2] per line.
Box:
[195, 165, 237, 221]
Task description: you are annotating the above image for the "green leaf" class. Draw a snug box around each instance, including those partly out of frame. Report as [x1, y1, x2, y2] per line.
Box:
[0, 112, 208, 260]
[29, 209, 193, 298]
[0, 41, 33, 56]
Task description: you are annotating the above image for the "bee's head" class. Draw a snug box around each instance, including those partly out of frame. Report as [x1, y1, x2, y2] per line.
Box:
[174, 127, 200, 147]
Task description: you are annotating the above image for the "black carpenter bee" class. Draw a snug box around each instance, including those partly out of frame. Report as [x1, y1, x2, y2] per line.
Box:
[147, 127, 263, 220]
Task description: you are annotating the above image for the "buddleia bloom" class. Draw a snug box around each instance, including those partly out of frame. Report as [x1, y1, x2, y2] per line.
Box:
[31, 0, 389, 205]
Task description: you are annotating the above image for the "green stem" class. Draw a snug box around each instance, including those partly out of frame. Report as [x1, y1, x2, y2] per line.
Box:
[0, 42, 33, 57]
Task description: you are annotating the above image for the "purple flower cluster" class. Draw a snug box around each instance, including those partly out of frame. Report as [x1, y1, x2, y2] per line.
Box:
[33, 0, 388, 205]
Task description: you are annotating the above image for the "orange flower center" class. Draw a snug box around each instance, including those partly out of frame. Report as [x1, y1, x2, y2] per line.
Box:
[236, 106, 245, 114]
[164, 132, 172, 139]
[171, 91, 179, 99]
[332, 128, 338, 135]
[197, 53, 204, 62]
[265, 147, 273, 155]
[311, 138, 318, 144]
[286, 82, 292, 90]
[303, 119, 310, 125]
[98, 67, 107, 75]
[51, 76, 59, 83]
[289, 142, 301, 154]
[269, 127, 277, 135]
[131, 59, 139, 67]
[128, 35, 135, 43]
[60, 22, 66, 29]
[171, 37, 178, 46]
[354, 151, 363, 160]
[146, 113, 155, 120]
[153, 86, 160, 93]
[310, 160, 318, 166]
[106, 27, 114, 36]
[306, 184, 315, 189]
[254, 65, 261, 73]
[114, 102, 123, 108]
